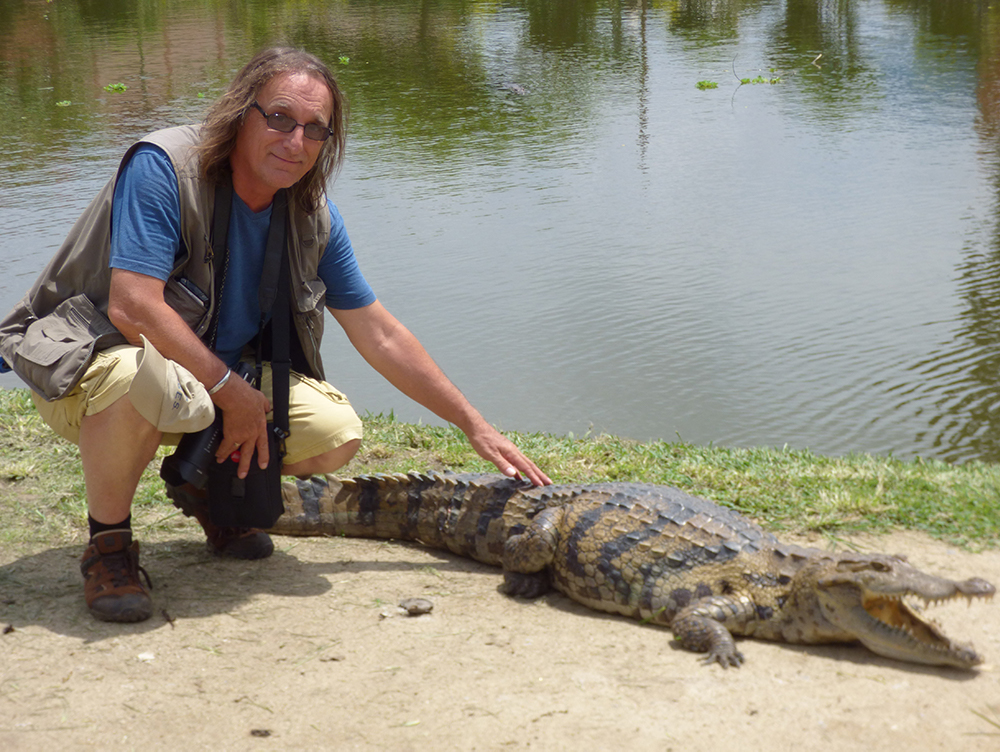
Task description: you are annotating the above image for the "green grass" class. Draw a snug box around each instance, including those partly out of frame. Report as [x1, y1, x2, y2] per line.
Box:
[2, 387, 999, 550]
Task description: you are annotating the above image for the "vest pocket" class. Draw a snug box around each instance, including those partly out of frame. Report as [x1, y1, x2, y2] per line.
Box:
[13, 294, 126, 401]
[164, 276, 210, 336]
[294, 279, 326, 356]
[295, 278, 327, 312]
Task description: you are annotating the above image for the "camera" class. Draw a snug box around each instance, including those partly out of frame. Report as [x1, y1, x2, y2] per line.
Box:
[160, 361, 257, 489]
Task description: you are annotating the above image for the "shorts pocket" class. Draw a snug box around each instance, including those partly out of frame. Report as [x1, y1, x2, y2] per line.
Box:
[310, 377, 352, 405]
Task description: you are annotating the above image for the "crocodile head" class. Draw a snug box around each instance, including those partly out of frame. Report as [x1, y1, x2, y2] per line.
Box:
[810, 553, 995, 669]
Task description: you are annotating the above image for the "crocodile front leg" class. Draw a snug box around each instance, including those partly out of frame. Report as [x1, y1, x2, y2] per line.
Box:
[501, 506, 566, 598]
[671, 595, 758, 668]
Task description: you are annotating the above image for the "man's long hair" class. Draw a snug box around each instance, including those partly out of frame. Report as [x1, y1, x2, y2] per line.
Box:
[196, 47, 347, 213]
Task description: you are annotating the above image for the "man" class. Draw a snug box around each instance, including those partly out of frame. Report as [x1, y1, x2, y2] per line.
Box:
[0, 47, 550, 624]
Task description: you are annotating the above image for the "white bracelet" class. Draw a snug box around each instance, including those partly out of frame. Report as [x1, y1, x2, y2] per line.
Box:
[207, 369, 231, 395]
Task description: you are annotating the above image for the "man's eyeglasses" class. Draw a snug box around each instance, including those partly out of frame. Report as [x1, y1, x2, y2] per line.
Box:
[249, 101, 334, 142]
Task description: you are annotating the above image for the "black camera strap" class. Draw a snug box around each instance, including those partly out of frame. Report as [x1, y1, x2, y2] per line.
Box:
[207, 177, 234, 350]
[256, 188, 291, 448]
[206, 179, 291, 448]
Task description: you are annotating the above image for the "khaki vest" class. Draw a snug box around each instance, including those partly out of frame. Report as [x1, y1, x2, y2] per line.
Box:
[0, 125, 331, 400]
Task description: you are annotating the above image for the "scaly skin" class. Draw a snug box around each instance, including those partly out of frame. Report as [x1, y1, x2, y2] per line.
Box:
[271, 472, 995, 669]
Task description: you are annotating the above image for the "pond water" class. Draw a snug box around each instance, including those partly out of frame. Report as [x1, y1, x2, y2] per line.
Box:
[2, 0, 999, 464]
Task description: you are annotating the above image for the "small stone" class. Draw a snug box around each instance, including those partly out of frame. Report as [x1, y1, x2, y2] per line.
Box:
[399, 597, 433, 616]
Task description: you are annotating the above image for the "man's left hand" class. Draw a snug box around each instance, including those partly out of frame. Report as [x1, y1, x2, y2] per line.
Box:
[465, 421, 551, 487]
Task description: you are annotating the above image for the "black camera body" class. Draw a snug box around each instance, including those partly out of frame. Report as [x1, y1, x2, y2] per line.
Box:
[159, 361, 257, 490]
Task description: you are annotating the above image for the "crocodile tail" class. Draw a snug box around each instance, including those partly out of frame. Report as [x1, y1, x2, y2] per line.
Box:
[270, 471, 535, 566]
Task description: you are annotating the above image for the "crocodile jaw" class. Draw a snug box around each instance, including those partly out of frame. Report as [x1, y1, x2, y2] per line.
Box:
[820, 578, 995, 669]
[857, 595, 983, 668]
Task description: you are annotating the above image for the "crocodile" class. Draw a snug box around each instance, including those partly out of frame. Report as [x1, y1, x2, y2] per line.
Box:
[269, 471, 995, 669]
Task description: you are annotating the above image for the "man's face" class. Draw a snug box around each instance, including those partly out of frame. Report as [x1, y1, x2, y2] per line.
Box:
[230, 71, 333, 209]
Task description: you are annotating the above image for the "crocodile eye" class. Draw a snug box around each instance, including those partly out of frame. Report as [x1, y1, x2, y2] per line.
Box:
[870, 561, 890, 572]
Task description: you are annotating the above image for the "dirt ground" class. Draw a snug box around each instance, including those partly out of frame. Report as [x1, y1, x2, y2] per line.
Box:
[2, 525, 999, 751]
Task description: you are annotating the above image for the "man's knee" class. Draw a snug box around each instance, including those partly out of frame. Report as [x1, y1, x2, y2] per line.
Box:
[285, 438, 361, 477]
[318, 437, 361, 472]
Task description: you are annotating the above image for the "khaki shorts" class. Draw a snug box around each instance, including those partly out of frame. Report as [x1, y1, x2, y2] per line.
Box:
[32, 344, 363, 466]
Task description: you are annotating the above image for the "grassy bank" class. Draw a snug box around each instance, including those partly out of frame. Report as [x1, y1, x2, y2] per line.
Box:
[2, 387, 999, 550]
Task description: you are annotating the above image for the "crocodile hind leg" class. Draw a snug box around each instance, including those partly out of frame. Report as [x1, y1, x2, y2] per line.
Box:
[501, 506, 565, 598]
[670, 595, 758, 668]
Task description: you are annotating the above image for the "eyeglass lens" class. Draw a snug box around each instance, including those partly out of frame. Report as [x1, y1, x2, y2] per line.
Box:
[253, 103, 331, 142]
[269, 113, 329, 142]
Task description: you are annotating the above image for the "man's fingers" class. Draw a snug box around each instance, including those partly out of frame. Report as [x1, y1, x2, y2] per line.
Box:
[214, 437, 238, 463]
[467, 424, 551, 487]
[231, 434, 268, 479]
[255, 431, 270, 472]
[519, 465, 552, 487]
[236, 443, 254, 478]
[495, 450, 551, 487]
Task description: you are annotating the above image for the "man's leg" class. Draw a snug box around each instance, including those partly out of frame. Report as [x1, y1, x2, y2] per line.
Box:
[32, 347, 161, 622]
[270, 370, 364, 473]
[79, 393, 163, 524]
[77, 394, 162, 623]
[282, 438, 360, 477]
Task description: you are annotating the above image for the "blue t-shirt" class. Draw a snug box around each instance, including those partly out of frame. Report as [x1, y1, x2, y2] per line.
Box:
[110, 144, 376, 366]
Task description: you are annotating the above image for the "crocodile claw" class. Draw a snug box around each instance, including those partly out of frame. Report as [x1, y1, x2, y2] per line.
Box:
[704, 648, 745, 669]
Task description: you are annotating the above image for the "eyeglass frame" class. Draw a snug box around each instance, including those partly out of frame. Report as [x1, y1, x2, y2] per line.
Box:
[248, 101, 334, 142]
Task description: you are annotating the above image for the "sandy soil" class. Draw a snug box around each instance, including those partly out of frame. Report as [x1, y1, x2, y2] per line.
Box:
[2, 525, 999, 751]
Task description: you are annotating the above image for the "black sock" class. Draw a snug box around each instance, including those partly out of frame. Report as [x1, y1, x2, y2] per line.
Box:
[89, 514, 132, 539]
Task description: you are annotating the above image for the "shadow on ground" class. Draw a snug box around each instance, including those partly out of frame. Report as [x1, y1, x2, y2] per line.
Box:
[0, 536, 484, 642]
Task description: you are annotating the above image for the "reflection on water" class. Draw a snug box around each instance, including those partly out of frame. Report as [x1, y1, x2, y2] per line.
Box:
[2, 0, 1000, 465]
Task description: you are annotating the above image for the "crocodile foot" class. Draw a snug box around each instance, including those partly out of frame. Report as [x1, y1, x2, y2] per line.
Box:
[502, 570, 551, 598]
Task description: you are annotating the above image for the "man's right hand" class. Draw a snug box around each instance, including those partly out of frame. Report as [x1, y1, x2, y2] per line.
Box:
[210, 372, 272, 479]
